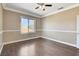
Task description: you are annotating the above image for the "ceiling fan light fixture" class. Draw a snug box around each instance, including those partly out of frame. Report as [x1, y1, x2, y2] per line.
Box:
[43, 8, 45, 11]
[35, 3, 52, 11]
[39, 6, 42, 8]
[42, 5, 45, 8]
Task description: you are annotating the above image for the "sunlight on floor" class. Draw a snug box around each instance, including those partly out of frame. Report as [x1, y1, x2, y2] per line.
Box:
[18, 44, 36, 56]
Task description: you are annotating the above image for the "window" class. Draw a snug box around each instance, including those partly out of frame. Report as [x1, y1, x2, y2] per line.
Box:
[29, 20, 35, 32]
[21, 17, 35, 34]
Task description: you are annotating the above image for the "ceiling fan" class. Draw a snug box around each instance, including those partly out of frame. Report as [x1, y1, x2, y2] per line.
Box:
[35, 3, 52, 11]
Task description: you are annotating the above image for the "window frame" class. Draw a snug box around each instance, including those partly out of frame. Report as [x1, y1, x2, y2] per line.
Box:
[20, 16, 36, 34]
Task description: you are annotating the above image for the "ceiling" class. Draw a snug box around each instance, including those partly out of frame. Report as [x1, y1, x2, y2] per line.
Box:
[3, 3, 79, 18]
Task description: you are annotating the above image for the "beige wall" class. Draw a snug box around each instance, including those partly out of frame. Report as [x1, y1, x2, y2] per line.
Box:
[0, 4, 3, 52]
[3, 10, 41, 42]
[3, 6, 79, 46]
[42, 7, 79, 45]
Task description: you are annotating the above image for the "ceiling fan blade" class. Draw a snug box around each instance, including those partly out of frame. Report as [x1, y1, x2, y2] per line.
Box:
[45, 4, 52, 7]
[58, 7, 64, 10]
[35, 6, 39, 9]
[37, 3, 44, 5]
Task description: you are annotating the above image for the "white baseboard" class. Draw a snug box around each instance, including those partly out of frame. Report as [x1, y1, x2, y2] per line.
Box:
[0, 44, 4, 54]
[4, 36, 41, 45]
[3, 36, 77, 49]
[41, 36, 76, 48]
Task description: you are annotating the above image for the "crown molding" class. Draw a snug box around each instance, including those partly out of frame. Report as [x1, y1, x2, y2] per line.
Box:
[2, 4, 41, 18]
[2, 4, 79, 18]
[42, 4, 79, 18]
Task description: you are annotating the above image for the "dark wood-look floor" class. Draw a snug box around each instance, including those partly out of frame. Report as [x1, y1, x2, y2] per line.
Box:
[0, 38, 78, 56]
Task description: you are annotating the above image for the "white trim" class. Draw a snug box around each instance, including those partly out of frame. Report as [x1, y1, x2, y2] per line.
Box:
[3, 30, 20, 32]
[42, 4, 79, 17]
[3, 36, 78, 50]
[1, 30, 76, 33]
[2, 4, 41, 18]
[76, 15, 79, 49]
[0, 44, 4, 54]
[43, 30, 76, 33]
[41, 36, 76, 48]
[4, 36, 41, 45]
[77, 15, 79, 34]
[3, 36, 77, 48]
[0, 30, 20, 33]
[2, 4, 79, 18]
